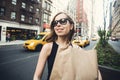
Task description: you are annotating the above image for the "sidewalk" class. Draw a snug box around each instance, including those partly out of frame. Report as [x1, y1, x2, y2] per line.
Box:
[108, 40, 120, 54]
[0, 40, 25, 46]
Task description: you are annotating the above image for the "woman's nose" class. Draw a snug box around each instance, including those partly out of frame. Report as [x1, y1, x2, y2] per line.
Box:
[56, 22, 61, 27]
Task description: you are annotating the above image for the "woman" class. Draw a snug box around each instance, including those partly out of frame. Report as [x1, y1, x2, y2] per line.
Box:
[33, 12, 74, 80]
[33, 12, 102, 80]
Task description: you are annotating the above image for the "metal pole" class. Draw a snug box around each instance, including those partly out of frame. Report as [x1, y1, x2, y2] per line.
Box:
[91, 0, 94, 39]
[103, 0, 107, 46]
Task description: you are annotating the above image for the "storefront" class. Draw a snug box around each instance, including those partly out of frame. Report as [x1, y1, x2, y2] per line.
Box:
[0, 20, 40, 42]
[6, 27, 37, 41]
[0, 26, 38, 42]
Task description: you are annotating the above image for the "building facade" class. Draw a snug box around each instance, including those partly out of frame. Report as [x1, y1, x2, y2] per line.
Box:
[76, 0, 88, 36]
[0, 0, 52, 42]
[0, 0, 43, 42]
[51, 0, 69, 20]
[67, 0, 76, 27]
[111, 0, 120, 39]
[42, 0, 52, 31]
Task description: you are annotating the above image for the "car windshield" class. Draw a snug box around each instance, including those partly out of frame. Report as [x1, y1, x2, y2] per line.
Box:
[34, 34, 45, 40]
[81, 37, 86, 40]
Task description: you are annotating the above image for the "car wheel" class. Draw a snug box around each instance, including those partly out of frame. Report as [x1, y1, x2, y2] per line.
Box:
[36, 44, 43, 51]
[88, 42, 90, 45]
[81, 45, 84, 48]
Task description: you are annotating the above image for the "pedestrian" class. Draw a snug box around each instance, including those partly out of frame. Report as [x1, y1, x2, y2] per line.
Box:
[6, 33, 10, 42]
[33, 12, 102, 80]
[43, 22, 46, 31]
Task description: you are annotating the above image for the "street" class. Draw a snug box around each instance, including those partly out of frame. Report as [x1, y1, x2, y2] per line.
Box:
[1, 40, 117, 80]
[0, 45, 38, 80]
[108, 40, 120, 54]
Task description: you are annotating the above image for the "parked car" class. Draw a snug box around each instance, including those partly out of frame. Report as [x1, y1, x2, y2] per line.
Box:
[72, 36, 90, 47]
[111, 37, 119, 41]
[91, 37, 97, 41]
[23, 32, 50, 51]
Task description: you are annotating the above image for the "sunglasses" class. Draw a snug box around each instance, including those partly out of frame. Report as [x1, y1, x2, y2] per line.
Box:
[52, 18, 71, 27]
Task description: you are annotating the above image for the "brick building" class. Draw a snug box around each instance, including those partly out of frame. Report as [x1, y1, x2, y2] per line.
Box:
[0, 0, 52, 42]
[76, 0, 88, 36]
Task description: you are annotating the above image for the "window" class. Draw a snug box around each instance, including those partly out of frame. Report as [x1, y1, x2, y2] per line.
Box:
[21, 14, 25, 21]
[44, 2, 51, 11]
[44, 13, 48, 22]
[36, 8, 40, 13]
[29, 6, 33, 12]
[12, 0, 17, 5]
[47, 3, 50, 11]
[11, 12, 16, 20]
[35, 18, 39, 24]
[22, 2, 26, 8]
[0, 7, 5, 16]
[37, 0, 41, 3]
[36, 9, 39, 12]
[44, 2, 47, 9]
[49, 4, 51, 11]
[29, 16, 33, 23]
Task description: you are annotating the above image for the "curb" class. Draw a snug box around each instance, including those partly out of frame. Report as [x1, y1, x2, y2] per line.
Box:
[94, 40, 120, 80]
[99, 65, 120, 80]
[0, 41, 24, 47]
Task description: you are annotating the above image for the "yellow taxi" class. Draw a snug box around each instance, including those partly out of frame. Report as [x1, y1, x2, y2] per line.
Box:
[91, 37, 97, 41]
[72, 36, 90, 48]
[23, 32, 50, 51]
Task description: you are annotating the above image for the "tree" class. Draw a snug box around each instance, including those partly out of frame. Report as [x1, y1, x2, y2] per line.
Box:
[97, 28, 111, 47]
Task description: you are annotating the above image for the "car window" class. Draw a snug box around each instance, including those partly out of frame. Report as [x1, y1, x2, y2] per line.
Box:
[81, 37, 86, 40]
[34, 34, 45, 40]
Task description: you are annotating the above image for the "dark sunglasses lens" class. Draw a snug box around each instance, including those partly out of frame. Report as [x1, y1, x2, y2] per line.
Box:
[59, 19, 67, 25]
[52, 21, 58, 26]
[52, 18, 68, 27]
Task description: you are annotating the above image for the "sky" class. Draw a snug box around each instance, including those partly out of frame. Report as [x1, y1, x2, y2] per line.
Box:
[94, 0, 104, 27]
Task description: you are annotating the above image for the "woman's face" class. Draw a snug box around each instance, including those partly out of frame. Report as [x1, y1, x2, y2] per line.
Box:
[53, 13, 73, 37]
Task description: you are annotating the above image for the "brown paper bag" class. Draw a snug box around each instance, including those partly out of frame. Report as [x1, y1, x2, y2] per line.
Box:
[50, 44, 101, 80]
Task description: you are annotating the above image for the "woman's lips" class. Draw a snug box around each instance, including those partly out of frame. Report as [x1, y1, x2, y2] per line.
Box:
[57, 29, 64, 32]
